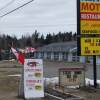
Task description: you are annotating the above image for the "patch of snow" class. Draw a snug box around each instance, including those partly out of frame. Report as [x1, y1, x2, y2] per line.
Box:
[7, 74, 100, 87]
[85, 78, 100, 86]
[8, 74, 21, 77]
[44, 77, 58, 85]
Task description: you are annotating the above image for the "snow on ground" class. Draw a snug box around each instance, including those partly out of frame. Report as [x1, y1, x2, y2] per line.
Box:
[86, 78, 100, 86]
[44, 77, 100, 86]
[7, 74, 100, 86]
[8, 74, 21, 77]
[44, 77, 59, 85]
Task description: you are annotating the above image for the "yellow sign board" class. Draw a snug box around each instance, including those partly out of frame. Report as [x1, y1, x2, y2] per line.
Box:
[80, 2, 100, 13]
[81, 37, 100, 55]
[80, 2, 100, 34]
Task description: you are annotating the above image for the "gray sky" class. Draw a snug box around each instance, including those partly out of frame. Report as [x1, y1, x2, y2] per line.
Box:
[0, 0, 77, 38]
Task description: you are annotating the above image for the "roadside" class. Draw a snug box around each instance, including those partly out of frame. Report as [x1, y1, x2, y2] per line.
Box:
[0, 60, 100, 100]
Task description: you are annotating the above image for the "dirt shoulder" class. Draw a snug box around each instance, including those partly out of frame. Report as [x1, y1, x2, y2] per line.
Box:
[0, 60, 100, 100]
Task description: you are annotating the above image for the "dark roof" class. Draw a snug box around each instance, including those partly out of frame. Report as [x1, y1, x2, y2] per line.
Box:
[37, 41, 77, 52]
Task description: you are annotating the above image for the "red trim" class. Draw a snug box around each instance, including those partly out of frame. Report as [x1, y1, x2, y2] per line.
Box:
[81, 12, 100, 21]
[81, 12, 100, 14]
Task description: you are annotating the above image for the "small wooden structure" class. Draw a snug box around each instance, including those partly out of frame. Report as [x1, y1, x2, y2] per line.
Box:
[59, 68, 85, 87]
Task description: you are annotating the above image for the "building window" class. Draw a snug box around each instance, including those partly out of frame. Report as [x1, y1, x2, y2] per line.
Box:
[73, 71, 82, 79]
[62, 52, 68, 60]
[47, 52, 51, 60]
[73, 74, 77, 78]
[41, 52, 44, 58]
[72, 52, 80, 62]
[74, 71, 82, 75]
[34, 52, 38, 58]
[72, 52, 77, 56]
[63, 71, 71, 78]
[54, 52, 59, 60]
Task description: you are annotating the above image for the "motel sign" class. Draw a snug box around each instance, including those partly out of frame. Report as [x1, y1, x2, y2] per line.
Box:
[77, 1, 100, 55]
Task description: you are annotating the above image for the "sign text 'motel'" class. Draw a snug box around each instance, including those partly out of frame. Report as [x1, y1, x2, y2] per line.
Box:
[81, 2, 100, 12]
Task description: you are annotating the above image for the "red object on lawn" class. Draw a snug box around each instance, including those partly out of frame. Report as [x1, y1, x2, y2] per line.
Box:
[11, 48, 25, 64]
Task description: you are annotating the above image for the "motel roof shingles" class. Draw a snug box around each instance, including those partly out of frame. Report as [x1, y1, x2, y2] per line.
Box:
[37, 41, 77, 52]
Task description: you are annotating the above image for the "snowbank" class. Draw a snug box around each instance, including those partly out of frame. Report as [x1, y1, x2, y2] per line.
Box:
[7, 74, 100, 86]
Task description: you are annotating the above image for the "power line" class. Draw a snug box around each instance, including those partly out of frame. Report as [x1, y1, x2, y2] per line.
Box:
[0, 0, 34, 18]
[0, 0, 16, 12]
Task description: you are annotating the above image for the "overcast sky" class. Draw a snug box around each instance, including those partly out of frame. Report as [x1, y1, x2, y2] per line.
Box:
[0, 0, 77, 38]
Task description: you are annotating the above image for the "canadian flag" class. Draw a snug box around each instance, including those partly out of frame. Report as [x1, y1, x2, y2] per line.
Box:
[25, 47, 36, 53]
[11, 48, 25, 64]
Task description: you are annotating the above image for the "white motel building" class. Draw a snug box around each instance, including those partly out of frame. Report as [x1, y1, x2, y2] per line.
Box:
[33, 41, 100, 65]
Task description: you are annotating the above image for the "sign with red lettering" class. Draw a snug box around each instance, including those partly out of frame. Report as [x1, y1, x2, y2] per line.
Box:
[80, 2, 100, 34]
[24, 59, 44, 99]
[77, 1, 100, 56]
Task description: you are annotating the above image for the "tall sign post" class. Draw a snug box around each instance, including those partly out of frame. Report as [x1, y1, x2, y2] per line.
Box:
[77, 0, 100, 88]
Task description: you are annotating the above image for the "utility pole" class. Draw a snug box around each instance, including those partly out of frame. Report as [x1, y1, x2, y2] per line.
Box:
[93, 56, 97, 88]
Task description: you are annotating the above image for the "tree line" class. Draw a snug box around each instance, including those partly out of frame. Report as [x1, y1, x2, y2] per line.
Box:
[0, 30, 77, 49]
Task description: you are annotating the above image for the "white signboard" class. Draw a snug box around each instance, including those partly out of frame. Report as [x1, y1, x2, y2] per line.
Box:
[24, 59, 44, 99]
